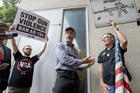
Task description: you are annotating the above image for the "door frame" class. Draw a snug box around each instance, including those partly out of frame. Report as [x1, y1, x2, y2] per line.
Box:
[60, 6, 91, 93]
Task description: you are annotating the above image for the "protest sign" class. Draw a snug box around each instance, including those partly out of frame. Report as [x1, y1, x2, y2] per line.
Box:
[14, 8, 50, 42]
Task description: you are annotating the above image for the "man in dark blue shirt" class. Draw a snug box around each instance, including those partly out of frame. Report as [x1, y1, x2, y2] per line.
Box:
[53, 27, 95, 93]
[98, 20, 128, 93]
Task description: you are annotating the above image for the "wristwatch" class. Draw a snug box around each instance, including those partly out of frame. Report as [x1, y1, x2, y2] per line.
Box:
[113, 27, 119, 31]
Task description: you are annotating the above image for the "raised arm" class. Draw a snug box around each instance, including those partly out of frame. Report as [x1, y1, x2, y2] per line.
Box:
[109, 20, 128, 50]
[37, 37, 48, 58]
[11, 38, 18, 54]
[9, 25, 18, 54]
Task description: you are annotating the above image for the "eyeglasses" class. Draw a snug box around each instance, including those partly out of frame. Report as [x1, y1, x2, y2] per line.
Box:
[102, 35, 112, 41]
[25, 48, 32, 50]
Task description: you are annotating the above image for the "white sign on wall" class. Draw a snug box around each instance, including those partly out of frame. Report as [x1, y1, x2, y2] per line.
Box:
[14, 8, 50, 42]
[90, 0, 138, 28]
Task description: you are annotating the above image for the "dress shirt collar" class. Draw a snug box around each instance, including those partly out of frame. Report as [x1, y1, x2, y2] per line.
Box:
[64, 42, 74, 47]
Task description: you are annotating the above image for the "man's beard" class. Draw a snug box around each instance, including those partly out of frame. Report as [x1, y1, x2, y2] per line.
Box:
[24, 52, 31, 56]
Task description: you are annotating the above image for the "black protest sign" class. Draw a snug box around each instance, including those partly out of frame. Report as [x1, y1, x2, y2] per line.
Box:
[14, 8, 50, 42]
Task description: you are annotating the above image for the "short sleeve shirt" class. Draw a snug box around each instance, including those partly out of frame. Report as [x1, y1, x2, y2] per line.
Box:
[8, 50, 39, 87]
[98, 47, 126, 85]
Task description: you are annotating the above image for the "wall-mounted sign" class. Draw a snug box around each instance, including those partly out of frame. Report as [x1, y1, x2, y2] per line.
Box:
[90, 0, 138, 28]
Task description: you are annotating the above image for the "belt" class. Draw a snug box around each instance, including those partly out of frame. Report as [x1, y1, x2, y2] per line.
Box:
[56, 69, 77, 75]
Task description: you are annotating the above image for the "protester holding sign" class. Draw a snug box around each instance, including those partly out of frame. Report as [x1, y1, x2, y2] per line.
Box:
[7, 25, 48, 93]
[0, 22, 11, 93]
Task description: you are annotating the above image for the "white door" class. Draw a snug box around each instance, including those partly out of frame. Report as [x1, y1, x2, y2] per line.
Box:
[61, 7, 89, 93]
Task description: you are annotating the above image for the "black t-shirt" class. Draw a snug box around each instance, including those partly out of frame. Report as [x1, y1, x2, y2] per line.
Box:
[8, 50, 39, 87]
[98, 47, 126, 85]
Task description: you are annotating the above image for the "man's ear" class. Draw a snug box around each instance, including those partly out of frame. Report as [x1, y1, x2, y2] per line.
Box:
[111, 37, 115, 42]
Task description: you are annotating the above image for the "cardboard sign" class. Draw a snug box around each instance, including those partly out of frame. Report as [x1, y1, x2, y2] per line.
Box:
[14, 8, 50, 42]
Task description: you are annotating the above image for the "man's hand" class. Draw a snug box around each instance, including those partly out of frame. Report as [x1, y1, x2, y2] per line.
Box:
[101, 82, 110, 93]
[83, 56, 95, 64]
[0, 63, 9, 70]
[0, 66, 6, 70]
[108, 19, 116, 29]
[87, 58, 95, 67]
[82, 56, 91, 64]
[9, 25, 15, 31]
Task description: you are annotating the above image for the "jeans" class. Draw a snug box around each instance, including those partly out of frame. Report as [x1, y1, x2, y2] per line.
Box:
[53, 70, 80, 93]
[108, 85, 115, 93]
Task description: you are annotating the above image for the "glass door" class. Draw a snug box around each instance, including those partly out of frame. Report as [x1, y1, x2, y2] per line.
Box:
[61, 7, 89, 93]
